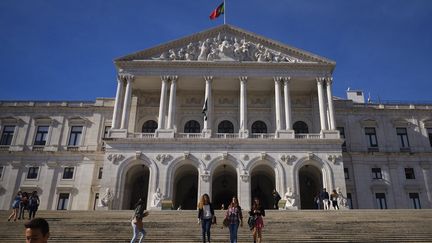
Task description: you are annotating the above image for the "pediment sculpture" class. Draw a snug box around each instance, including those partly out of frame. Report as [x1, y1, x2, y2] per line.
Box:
[152, 33, 304, 63]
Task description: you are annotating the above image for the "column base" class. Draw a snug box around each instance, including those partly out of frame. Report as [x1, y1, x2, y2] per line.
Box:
[239, 129, 249, 138]
[108, 129, 128, 138]
[155, 129, 175, 138]
[275, 130, 295, 139]
[202, 129, 212, 138]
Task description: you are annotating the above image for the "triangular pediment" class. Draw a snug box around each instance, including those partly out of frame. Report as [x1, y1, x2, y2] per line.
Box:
[115, 25, 335, 65]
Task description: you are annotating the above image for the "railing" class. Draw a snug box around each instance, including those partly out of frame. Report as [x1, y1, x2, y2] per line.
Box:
[0, 145, 10, 151]
[250, 133, 275, 139]
[177, 133, 203, 139]
[295, 133, 321, 139]
[216, 133, 239, 139]
[130, 133, 155, 139]
[124, 132, 333, 140]
[31, 146, 45, 151]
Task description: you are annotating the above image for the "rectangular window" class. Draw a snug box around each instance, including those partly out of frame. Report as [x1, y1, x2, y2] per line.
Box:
[93, 193, 100, 210]
[98, 167, 103, 179]
[0, 125, 15, 145]
[409, 193, 421, 209]
[34, 126, 49, 146]
[0, 166, 3, 179]
[396, 127, 410, 148]
[27, 166, 39, 179]
[375, 193, 387, 209]
[62, 167, 75, 179]
[344, 168, 349, 179]
[57, 193, 70, 210]
[68, 126, 83, 146]
[337, 127, 347, 150]
[347, 193, 353, 209]
[405, 168, 415, 179]
[103, 126, 111, 139]
[427, 128, 432, 147]
[372, 168, 382, 179]
[365, 127, 378, 148]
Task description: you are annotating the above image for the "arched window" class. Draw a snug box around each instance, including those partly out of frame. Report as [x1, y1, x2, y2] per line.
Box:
[251, 121, 267, 133]
[293, 121, 309, 134]
[184, 120, 201, 133]
[142, 120, 158, 133]
[218, 120, 234, 133]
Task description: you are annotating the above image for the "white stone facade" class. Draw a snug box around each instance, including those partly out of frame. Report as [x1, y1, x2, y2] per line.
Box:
[0, 25, 431, 211]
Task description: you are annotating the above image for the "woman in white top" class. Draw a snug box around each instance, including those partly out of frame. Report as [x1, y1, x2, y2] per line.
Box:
[197, 194, 215, 243]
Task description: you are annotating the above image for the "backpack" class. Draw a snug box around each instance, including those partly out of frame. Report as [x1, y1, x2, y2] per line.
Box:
[134, 203, 145, 218]
[29, 196, 38, 207]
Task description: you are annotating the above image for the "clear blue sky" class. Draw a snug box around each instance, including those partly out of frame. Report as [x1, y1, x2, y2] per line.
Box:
[0, 0, 431, 102]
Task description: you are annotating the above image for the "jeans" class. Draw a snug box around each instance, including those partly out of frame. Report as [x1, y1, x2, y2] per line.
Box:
[229, 223, 239, 243]
[18, 206, 26, 219]
[201, 218, 212, 243]
[130, 223, 146, 243]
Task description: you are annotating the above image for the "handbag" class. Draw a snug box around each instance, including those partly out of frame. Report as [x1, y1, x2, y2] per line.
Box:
[212, 215, 217, 225]
[223, 217, 230, 227]
[247, 216, 256, 230]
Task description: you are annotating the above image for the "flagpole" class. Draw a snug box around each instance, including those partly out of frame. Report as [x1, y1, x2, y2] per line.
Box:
[224, 0, 226, 24]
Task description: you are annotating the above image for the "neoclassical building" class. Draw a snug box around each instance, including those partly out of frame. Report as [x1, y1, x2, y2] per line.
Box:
[0, 25, 431, 211]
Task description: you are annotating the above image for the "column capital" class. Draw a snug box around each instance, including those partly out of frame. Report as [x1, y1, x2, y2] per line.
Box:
[325, 77, 333, 85]
[119, 73, 134, 83]
[283, 77, 291, 84]
[169, 75, 178, 82]
[316, 77, 326, 84]
[239, 76, 248, 83]
[273, 76, 283, 83]
[203, 76, 213, 82]
[161, 75, 170, 82]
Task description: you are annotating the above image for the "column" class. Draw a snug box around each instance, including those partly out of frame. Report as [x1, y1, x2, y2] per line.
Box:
[326, 77, 336, 130]
[157, 76, 169, 129]
[166, 76, 178, 130]
[274, 77, 283, 131]
[420, 162, 432, 208]
[283, 77, 293, 130]
[112, 76, 124, 129]
[203, 76, 213, 132]
[239, 76, 248, 136]
[120, 74, 134, 130]
[316, 77, 327, 131]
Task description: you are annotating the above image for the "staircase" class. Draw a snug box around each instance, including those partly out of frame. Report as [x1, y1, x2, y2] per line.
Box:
[1, 209, 432, 242]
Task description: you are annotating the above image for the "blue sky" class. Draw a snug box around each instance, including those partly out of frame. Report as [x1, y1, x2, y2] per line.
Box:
[0, 0, 431, 102]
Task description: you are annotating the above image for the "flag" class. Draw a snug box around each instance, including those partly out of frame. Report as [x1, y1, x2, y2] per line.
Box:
[209, 2, 224, 20]
[202, 98, 208, 121]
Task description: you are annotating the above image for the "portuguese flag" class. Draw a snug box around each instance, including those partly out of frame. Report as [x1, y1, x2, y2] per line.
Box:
[209, 2, 224, 20]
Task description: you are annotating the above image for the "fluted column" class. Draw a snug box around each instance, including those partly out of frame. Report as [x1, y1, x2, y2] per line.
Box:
[274, 77, 283, 131]
[166, 76, 178, 129]
[203, 76, 213, 131]
[316, 77, 327, 131]
[112, 76, 125, 129]
[157, 76, 169, 129]
[239, 76, 248, 131]
[120, 74, 134, 130]
[283, 77, 292, 130]
[326, 77, 336, 130]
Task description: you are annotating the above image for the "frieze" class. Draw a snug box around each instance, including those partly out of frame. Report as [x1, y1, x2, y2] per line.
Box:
[280, 155, 297, 164]
[327, 155, 342, 164]
[156, 154, 172, 165]
[107, 154, 125, 164]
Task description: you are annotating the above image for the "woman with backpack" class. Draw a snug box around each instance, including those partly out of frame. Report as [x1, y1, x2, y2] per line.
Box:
[224, 196, 243, 243]
[28, 191, 40, 219]
[130, 198, 149, 243]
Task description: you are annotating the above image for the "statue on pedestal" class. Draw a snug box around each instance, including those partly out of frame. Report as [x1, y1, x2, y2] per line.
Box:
[337, 187, 349, 209]
[284, 187, 298, 210]
[152, 188, 163, 208]
[99, 188, 113, 209]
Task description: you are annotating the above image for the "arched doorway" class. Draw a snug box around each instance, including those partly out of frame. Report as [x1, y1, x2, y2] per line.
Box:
[299, 165, 322, 209]
[251, 164, 275, 209]
[173, 164, 198, 210]
[123, 164, 150, 209]
[212, 164, 237, 209]
[293, 121, 309, 134]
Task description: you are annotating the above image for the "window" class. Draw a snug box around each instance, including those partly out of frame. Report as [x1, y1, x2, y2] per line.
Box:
[142, 120, 157, 133]
[0, 166, 3, 179]
[346, 193, 353, 209]
[344, 168, 350, 179]
[396, 127, 410, 148]
[409, 193, 421, 209]
[251, 121, 267, 133]
[293, 121, 309, 134]
[372, 168, 382, 179]
[103, 126, 111, 138]
[337, 127, 347, 149]
[218, 120, 234, 133]
[68, 126, 83, 146]
[57, 193, 70, 210]
[34, 126, 49, 146]
[375, 193, 387, 209]
[27, 167, 39, 179]
[427, 128, 432, 147]
[365, 127, 378, 148]
[0, 125, 15, 145]
[93, 193, 100, 210]
[62, 167, 74, 179]
[98, 167, 103, 179]
[405, 168, 415, 179]
[184, 120, 201, 133]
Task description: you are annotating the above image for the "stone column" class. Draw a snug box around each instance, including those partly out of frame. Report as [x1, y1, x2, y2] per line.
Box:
[166, 76, 178, 130]
[111, 76, 125, 129]
[157, 76, 169, 129]
[283, 77, 293, 130]
[316, 77, 327, 131]
[120, 74, 134, 130]
[202, 76, 213, 137]
[239, 76, 249, 138]
[274, 77, 283, 131]
[420, 162, 432, 208]
[326, 77, 336, 130]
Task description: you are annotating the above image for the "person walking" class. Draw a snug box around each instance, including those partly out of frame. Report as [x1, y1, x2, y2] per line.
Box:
[28, 191, 40, 220]
[19, 192, 29, 220]
[197, 193, 214, 243]
[8, 191, 21, 222]
[314, 192, 322, 210]
[130, 198, 149, 243]
[272, 189, 281, 209]
[225, 197, 243, 243]
[330, 189, 339, 210]
[320, 188, 330, 210]
[249, 197, 265, 243]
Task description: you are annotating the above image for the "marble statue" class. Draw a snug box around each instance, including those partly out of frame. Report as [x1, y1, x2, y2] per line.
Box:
[284, 187, 298, 209]
[337, 187, 349, 209]
[152, 188, 163, 208]
[99, 188, 113, 208]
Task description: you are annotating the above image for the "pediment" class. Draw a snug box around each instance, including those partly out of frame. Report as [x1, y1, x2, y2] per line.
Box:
[115, 24, 335, 65]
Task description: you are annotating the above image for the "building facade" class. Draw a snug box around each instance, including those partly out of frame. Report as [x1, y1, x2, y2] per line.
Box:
[0, 25, 431, 211]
